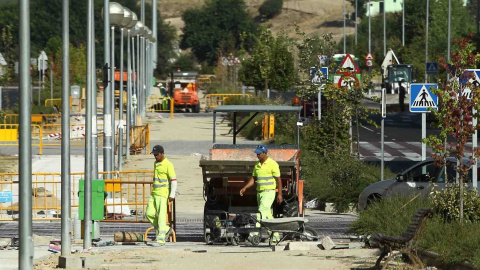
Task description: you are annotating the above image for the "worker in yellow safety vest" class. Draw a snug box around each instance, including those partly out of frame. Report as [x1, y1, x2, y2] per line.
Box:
[146, 145, 177, 246]
[240, 145, 282, 243]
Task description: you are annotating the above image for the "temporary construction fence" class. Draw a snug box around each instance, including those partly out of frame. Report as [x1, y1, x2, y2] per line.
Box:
[0, 124, 43, 154]
[205, 94, 250, 112]
[0, 171, 156, 222]
[146, 97, 174, 118]
[0, 120, 149, 155]
[3, 113, 61, 125]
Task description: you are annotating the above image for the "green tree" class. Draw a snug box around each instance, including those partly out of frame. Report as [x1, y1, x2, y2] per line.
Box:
[238, 27, 296, 94]
[259, 0, 283, 20]
[0, 24, 16, 85]
[424, 36, 480, 223]
[180, 0, 257, 65]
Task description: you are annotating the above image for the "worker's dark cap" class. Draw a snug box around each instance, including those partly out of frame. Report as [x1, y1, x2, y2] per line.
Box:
[254, 145, 268, 154]
[151, 145, 164, 155]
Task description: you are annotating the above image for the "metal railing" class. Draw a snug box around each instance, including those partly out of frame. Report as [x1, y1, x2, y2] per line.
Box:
[4, 114, 61, 125]
[205, 94, 250, 112]
[0, 124, 43, 154]
[146, 97, 174, 118]
[0, 171, 156, 222]
[45, 98, 71, 111]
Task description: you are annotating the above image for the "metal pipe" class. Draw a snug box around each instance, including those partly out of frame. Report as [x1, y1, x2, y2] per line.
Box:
[343, 0, 346, 54]
[383, 0, 386, 56]
[136, 35, 140, 124]
[50, 67, 53, 100]
[91, 0, 98, 181]
[119, 27, 124, 171]
[103, 0, 112, 184]
[368, 0, 371, 52]
[84, 0, 94, 250]
[355, 0, 357, 45]
[152, 0, 157, 69]
[126, 29, 131, 160]
[19, 0, 33, 268]
[141, 0, 145, 117]
[422, 0, 429, 161]
[132, 36, 137, 126]
[402, 0, 405, 46]
[111, 26, 116, 171]
[60, 0, 71, 257]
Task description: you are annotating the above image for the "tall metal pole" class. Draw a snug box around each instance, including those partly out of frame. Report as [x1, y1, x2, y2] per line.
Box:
[343, 0, 346, 54]
[422, 0, 429, 161]
[141, 0, 145, 117]
[111, 26, 116, 171]
[368, 0, 371, 52]
[91, 0, 98, 181]
[135, 35, 140, 125]
[38, 61, 41, 105]
[152, 0, 157, 69]
[355, 0, 357, 45]
[19, 0, 33, 268]
[84, 0, 94, 250]
[60, 0, 71, 257]
[132, 36, 137, 126]
[118, 27, 124, 171]
[103, 0, 112, 185]
[50, 67, 53, 100]
[402, 0, 405, 46]
[383, 0, 386, 56]
[126, 29, 132, 160]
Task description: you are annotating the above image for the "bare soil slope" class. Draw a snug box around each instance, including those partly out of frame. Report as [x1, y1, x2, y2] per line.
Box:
[161, 0, 355, 41]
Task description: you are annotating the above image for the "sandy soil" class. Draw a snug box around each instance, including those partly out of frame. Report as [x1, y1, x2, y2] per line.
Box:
[160, 0, 355, 42]
[34, 244, 387, 270]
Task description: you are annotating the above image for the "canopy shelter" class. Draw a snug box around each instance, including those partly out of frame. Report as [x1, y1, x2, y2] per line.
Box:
[212, 105, 302, 146]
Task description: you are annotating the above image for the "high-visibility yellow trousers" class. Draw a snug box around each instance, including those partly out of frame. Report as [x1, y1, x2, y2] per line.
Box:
[251, 190, 280, 241]
[146, 194, 169, 244]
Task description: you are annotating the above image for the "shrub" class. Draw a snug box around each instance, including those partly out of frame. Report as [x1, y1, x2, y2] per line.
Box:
[349, 195, 431, 236]
[259, 0, 283, 20]
[305, 153, 395, 213]
[430, 184, 480, 223]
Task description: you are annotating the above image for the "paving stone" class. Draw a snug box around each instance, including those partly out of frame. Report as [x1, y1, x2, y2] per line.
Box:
[348, 242, 364, 249]
[58, 256, 83, 269]
[286, 242, 322, 251]
[321, 236, 335, 250]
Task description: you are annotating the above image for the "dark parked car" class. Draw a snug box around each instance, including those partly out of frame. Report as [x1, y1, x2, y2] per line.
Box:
[299, 95, 328, 118]
[357, 158, 480, 211]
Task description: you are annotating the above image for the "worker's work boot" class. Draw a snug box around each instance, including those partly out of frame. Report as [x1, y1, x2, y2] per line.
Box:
[147, 241, 165, 247]
[165, 227, 173, 242]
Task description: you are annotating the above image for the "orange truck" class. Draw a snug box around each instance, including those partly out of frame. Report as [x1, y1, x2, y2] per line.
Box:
[199, 105, 308, 245]
[168, 71, 200, 113]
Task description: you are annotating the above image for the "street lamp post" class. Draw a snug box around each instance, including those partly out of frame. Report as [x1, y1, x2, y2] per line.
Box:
[109, 2, 124, 171]
[118, 7, 133, 171]
[125, 13, 137, 161]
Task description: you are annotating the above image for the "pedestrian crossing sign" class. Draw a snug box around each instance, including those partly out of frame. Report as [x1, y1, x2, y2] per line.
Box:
[410, 83, 438, 112]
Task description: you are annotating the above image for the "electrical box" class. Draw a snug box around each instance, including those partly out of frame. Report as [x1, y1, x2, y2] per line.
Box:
[78, 179, 105, 221]
[71, 85, 81, 99]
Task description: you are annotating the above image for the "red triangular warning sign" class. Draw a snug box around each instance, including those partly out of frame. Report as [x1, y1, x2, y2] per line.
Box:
[337, 53, 360, 75]
[365, 52, 374, 60]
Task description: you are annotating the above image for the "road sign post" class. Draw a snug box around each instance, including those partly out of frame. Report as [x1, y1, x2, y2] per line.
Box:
[410, 83, 438, 161]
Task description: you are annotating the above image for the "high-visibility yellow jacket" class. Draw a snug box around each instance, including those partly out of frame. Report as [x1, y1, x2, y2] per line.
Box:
[253, 157, 280, 192]
[152, 157, 177, 198]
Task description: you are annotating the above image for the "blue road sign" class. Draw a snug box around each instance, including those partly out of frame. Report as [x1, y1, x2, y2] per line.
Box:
[426, 62, 438, 75]
[0, 191, 12, 203]
[311, 67, 328, 85]
[459, 69, 480, 100]
[410, 83, 438, 113]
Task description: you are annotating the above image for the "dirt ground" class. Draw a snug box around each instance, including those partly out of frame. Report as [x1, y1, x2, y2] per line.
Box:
[0, 155, 18, 173]
[34, 244, 388, 270]
[162, 0, 355, 42]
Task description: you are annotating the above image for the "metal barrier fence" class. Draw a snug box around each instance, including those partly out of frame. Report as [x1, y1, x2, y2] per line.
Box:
[0, 171, 155, 222]
[129, 124, 150, 155]
[146, 97, 174, 118]
[0, 122, 150, 154]
[205, 94, 250, 112]
[4, 113, 61, 125]
[0, 124, 43, 154]
[44, 98, 64, 111]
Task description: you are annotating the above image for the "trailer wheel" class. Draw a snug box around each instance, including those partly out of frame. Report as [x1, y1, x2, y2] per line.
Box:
[194, 104, 200, 113]
[299, 226, 318, 241]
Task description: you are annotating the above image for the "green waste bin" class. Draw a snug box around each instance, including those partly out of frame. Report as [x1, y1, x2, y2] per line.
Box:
[162, 98, 168, 110]
[78, 179, 105, 221]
